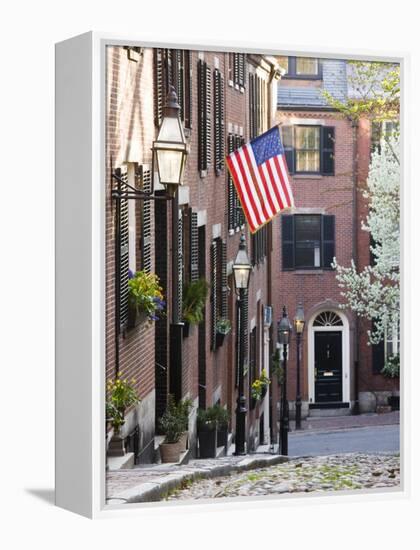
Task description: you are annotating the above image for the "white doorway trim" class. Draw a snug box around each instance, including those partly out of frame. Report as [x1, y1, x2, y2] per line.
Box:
[308, 309, 350, 404]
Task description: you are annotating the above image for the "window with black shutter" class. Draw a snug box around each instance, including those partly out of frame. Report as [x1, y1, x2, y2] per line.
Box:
[280, 125, 335, 175]
[229, 53, 246, 90]
[211, 238, 228, 350]
[198, 59, 211, 174]
[154, 48, 192, 129]
[249, 327, 257, 409]
[251, 224, 268, 266]
[282, 214, 335, 270]
[371, 319, 385, 374]
[115, 167, 129, 332]
[177, 210, 184, 322]
[227, 133, 245, 232]
[189, 210, 199, 282]
[214, 68, 225, 175]
[137, 164, 153, 273]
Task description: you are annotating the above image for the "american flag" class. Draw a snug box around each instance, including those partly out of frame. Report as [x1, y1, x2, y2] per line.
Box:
[226, 126, 294, 233]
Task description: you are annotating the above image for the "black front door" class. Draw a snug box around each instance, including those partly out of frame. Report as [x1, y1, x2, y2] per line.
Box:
[314, 331, 342, 403]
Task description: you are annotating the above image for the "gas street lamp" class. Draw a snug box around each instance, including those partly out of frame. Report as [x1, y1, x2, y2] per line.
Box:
[233, 234, 252, 455]
[294, 302, 305, 430]
[278, 306, 291, 455]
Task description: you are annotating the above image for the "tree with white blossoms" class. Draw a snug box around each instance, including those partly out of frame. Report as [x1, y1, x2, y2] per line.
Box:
[333, 134, 400, 344]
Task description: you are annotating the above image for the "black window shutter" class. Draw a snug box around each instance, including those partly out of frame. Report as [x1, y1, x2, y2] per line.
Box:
[139, 165, 153, 273]
[184, 50, 192, 129]
[190, 210, 199, 282]
[227, 134, 235, 230]
[321, 126, 335, 175]
[249, 73, 255, 139]
[154, 48, 165, 127]
[281, 126, 295, 174]
[177, 211, 184, 321]
[205, 64, 212, 170]
[210, 241, 218, 350]
[322, 215, 335, 269]
[282, 215, 294, 270]
[115, 167, 129, 332]
[198, 59, 206, 171]
[220, 240, 228, 319]
[214, 68, 225, 175]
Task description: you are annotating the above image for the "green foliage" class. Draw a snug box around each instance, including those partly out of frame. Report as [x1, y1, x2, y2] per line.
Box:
[197, 406, 219, 430]
[251, 369, 271, 400]
[159, 395, 184, 443]
[322, 61, 400, 123]
[128, 270, 165, 321]
[381, 354, 400, 379]
[182, 278, 209, 324]
[272, 349, 284, 384]
[216, 318, 232, 335]
[177, 397, 193, 431]
[209, 403, 229, 427]
[106, 376, 140, 430]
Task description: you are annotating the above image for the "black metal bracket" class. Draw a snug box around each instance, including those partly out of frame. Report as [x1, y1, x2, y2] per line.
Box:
[111, 171, 172, 201]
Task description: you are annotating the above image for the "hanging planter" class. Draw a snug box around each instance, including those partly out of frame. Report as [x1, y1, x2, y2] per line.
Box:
[215, 318, 231, 347]
[127, 270, 165, 329]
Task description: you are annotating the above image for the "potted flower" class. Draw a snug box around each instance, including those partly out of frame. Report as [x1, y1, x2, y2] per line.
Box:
[158, 395, 184, 463]
[197, 407, 218, 458]
[251, 369, 271, 402]
[127, 269, 165, 328]
[381, 353, 400, 410]
[182, 278, 209, 337]
[216, 318, 232, 347]
[106, 376, 140, 457]
[212, 404, 229, 451]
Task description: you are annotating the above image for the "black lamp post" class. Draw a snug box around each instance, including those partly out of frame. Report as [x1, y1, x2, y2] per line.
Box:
[294, 303, 305, 430]
[278, 306, 291, 455]
[232, 234, 252, 456]
[152, 85, 188, 401]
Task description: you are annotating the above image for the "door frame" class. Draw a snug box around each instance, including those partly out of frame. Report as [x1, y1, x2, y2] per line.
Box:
[308, 310, 350, 404]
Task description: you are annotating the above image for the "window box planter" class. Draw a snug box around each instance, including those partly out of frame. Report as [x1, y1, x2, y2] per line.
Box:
[127, 304, 147, 329]
[216, 332, 226, 347]
[159, 441, 181, 463]
[183, 321, 190, 338]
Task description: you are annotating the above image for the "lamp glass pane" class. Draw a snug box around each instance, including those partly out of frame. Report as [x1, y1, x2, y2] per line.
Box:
[234, 266, 251, 289]
[157, 116, 185, 143]
[156, 149, 183, 185]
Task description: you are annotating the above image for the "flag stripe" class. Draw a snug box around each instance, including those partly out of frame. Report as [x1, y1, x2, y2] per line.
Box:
[244, 144, 275, 219]
[261, 161, 283, 211]
[278, 155, 295, 207]
[234, 149, 265, 225]
[274, 155, 292, 207]
[268, 157, 288, 208]
[227, 154, 258, 231]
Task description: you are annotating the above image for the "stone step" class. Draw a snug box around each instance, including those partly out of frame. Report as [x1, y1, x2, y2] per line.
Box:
[308, 407, 351, 418]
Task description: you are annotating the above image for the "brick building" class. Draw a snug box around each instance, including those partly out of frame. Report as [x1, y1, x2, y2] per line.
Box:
[105, 46, 282, 463]
[273, 56, 399, 419]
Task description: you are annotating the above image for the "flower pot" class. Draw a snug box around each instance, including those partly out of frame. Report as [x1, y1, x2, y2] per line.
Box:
[198, 425, 217, 458]
[216, 332, 225, 347]
[217, 424, 228, 450]
[183, 321, 190, 338]
[178, 431, 189, 450]
[159, 441, 181, 463]
[127, 305, 147, 329]
[261, 385, 268, 399]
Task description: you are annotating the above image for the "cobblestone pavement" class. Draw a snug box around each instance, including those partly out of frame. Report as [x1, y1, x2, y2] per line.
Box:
[165, 453, 400, 501]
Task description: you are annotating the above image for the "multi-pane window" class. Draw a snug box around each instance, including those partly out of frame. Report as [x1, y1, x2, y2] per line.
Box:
[295, 126, 320, 172]
[281, 125, 335, 175]
[278, 56, 321, 78]
[282, 214, 335, 270]
[371, 120, 399, 154]
[372, 320, 400, 374]
[249, 72, 268, 140]
[251, 225, 268, 266]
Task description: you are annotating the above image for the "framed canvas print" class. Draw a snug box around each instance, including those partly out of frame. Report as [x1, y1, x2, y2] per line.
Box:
[55, 32, 404, 518]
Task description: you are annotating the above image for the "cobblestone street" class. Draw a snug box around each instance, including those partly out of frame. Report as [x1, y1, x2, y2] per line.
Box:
[165, 453, 400, 501]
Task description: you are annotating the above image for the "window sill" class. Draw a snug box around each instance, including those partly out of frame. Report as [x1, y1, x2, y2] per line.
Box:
[293, 269, 333, 274]
[293, 174, 323, 179]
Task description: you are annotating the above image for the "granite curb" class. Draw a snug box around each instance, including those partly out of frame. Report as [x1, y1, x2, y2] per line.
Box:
[108, 454, 290, 504]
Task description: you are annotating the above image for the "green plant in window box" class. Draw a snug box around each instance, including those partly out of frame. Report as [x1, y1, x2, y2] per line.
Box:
[182, 278, 209, 336]
[381, 353, 400, 379]
[251, 369, 271, 401]
[127, 269, 165, 327]
[216, 318, 232, 335]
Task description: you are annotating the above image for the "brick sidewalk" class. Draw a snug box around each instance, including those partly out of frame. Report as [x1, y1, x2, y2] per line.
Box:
[289, 411, 399, 433]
